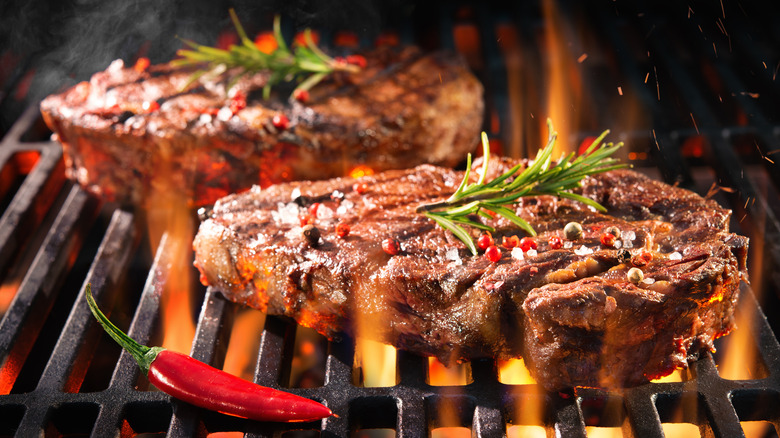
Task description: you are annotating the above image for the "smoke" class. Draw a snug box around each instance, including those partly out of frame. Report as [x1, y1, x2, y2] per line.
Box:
[1, 0, 412, 106]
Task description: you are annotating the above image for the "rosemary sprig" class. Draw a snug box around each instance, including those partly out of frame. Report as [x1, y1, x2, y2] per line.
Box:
[171, 10, 360, 99]
[417, 120, 628, 255]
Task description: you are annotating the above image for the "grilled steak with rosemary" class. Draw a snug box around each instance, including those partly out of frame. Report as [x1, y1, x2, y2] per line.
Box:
[192, 158, 748, 390]
[39, 46, 483, 207]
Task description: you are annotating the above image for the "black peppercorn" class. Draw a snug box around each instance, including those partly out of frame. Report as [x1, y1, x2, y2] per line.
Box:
[302, 224, 320, 246]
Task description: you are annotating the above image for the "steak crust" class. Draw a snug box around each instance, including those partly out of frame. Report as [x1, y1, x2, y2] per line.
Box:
[192, 159, 748, 390]
[40, 46, 483, 207]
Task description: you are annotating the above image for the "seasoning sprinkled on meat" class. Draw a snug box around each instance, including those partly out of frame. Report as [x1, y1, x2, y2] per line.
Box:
[193, 159, 748, 390]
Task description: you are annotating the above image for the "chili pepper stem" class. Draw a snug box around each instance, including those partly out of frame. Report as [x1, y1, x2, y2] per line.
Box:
[85, 284, 162, 374]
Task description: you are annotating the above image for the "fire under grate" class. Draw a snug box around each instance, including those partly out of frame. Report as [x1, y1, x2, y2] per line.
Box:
[2, 1, 780, 437]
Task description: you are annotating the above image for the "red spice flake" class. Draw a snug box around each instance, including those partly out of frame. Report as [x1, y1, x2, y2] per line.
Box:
[382, 238, 400, 255]
[502, 235, 520, 249]
[352, 181, 368, 194]
[529, 266, 539, 275]
[478, 233, 495, 251]
[133, 57, 150, 73]
[519, 237, 537, 252]
[308, 202, 320, 217]
[293, 88, 309, 103]
[299, 215, 314, 226]
[631, 251, 653, 267]
[484, 245, 501, 262]
[600, 232, 617, 247]
[548, 235, 563, 250]
[229, 91, 247, 114]
[201, 107, 220, 116]
[142, 101, 159, 113]
[272, 113, 290, 130]
[345, 54, 367, 68]
[335, 222, 351, 238]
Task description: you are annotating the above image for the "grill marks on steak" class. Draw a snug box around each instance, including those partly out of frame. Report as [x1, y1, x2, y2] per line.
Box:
[40, 46, 483, 207]
[192, 160, 748, 389]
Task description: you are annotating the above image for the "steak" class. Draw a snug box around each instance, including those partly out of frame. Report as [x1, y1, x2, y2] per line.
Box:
[192, 158, 748, 390]
[39, 46, 483, 207]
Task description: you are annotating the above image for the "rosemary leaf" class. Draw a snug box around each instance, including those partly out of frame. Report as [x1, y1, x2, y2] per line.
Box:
[418, 120, 628, 255]
[172, 9, 361, 98]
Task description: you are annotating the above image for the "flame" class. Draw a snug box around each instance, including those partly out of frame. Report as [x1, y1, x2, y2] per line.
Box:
[354, 338, 396, 387]
[146, 169, 196, 354]
[541, 0, 581, 157]
[428, 357, 470, 386]
[349, 165, 374, 179]
[221, 309, 266, 380]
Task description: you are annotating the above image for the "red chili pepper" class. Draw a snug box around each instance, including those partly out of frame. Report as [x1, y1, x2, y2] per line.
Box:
[84, 284, 331, 422]
[352, 181, 368, 194]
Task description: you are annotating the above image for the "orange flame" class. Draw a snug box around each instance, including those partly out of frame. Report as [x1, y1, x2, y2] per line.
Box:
[146, 169, 196, 354]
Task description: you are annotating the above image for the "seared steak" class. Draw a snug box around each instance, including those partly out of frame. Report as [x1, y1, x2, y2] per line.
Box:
[40, 47, 483, 207]
[192, 159, 748, 390]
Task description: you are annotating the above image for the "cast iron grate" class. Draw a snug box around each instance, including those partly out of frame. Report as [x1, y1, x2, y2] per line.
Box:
[1, 1, 780, 437]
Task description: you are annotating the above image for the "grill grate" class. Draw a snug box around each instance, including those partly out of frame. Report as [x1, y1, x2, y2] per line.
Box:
[2, 1, 780, 437]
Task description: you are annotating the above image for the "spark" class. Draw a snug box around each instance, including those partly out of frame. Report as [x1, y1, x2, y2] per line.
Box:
[577, 53, 588, 63]
[739, 91, 760, 98]
[773, 61, 779, 81]
[644, 72, 650, 83]
[687, 6, 694, 18]
[720, 0, 726, 18]
[765, 156, 775, 164]
[763, 61, 768, 69]
[617, 86, 623, 95]
[712, 42, 718, 57]
[652, 129, 659, 150]
[690, 113, 699, 134]
[744, 197, 751, 209]
[653, 66, 660, 100]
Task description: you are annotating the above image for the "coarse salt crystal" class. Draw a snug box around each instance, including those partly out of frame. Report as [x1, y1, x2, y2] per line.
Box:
[511, 247, 524, 260]
[337, 199, 354, 215]
[317, 205, 334, 220]
[574, 245, 593, 256]
[290, 187, 301, 201]
[614, 240, 622, 249]
[669, 251, 682, 260]
[273, 202, 300, 224]
[621, 230, 636, 241]
[526, 249, 538, 257]
[217, 107, 233, 121]
[643, 277, 656, 285]
[445, 247, 462, 265]
[564, 241, 573, 249]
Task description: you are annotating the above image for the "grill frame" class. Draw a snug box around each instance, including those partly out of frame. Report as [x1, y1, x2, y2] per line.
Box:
[2, 1, 780, 437]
